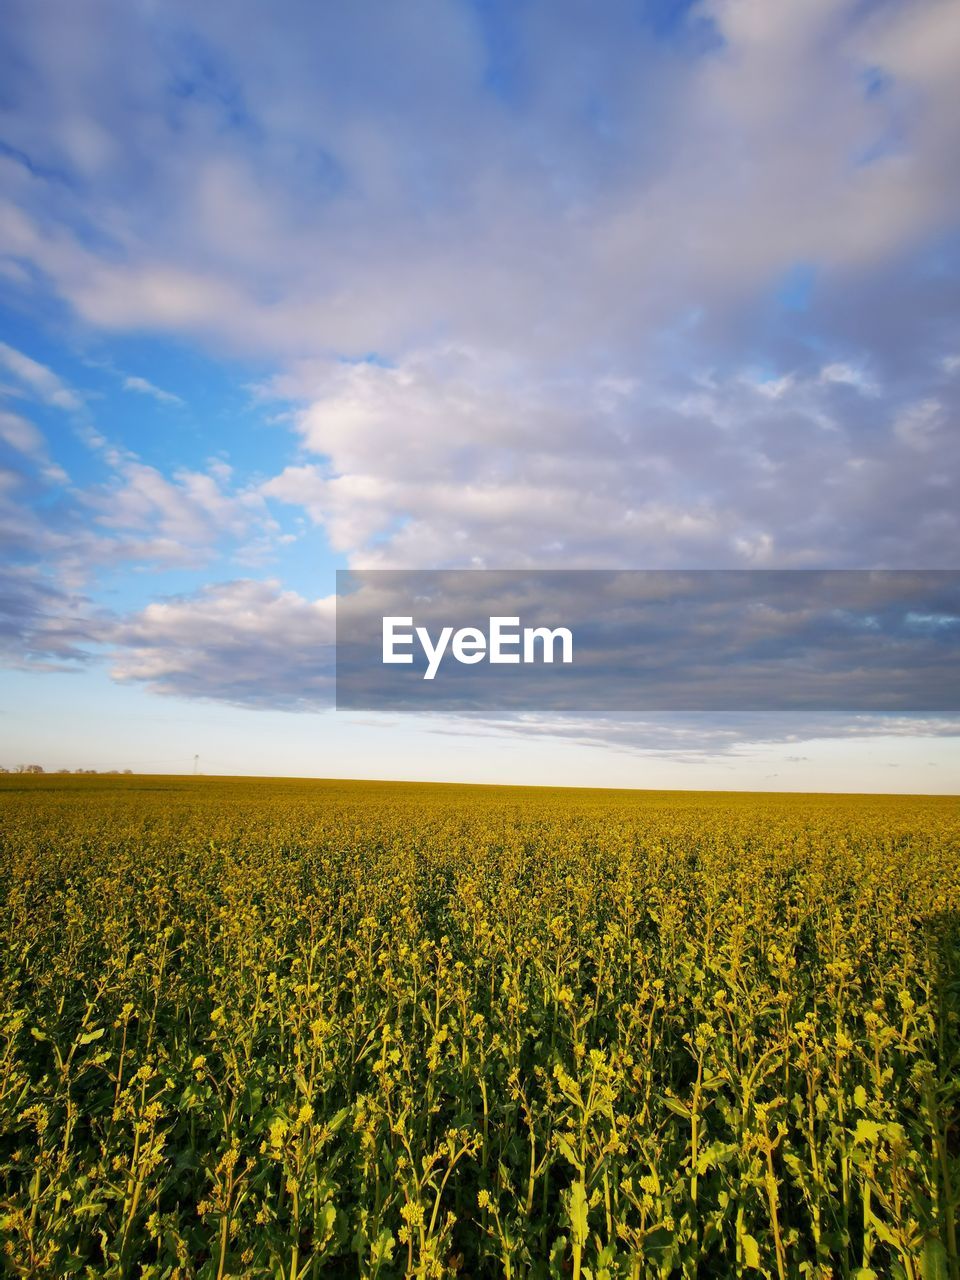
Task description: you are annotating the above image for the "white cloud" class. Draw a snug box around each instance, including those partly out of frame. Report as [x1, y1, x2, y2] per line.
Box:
[1, 0, 955, 585]
[0, 0, 958, 765]
[110, 579, 335, 707]
[122, 375, 184, 406]
[0, 563, 100, 668]
[0, 406, 286, 640]
[0, 341, 83, 411]
[1, 0, 958, 366]
[259, 346, 960, 571]
[0, 409, 68, 482]
[893, 398, 944, 451]
[819, 363, 878, 395]
[472, 709, 960, 761]
[0, 408, 46, 457]
[81, 453, 277, 555]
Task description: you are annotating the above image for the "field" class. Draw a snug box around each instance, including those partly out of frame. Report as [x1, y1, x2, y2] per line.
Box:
[0, 775, 957, 1279]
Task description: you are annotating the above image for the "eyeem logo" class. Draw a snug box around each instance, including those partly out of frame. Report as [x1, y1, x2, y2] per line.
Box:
[383, 616, 574, 680]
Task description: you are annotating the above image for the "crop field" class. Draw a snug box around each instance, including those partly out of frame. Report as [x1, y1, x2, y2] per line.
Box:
[0, 775, 957, 1279]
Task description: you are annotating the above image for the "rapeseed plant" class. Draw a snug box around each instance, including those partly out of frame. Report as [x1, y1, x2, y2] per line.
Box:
[0, 775, 956, 1277]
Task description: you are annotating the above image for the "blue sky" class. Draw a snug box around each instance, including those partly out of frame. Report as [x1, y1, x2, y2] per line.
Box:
[1, 0, 958, 790]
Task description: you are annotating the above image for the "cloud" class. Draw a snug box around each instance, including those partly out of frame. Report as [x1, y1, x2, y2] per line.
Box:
[96, 567, 960, 760]
[0, 400, 288, 677]
[91, 570, 960, 768]
[261, 347, 960, 571]
[818, 363, 878, 395]
[465, 710, 960, 762]
[0, 563, 101, 668]
[109, 579, 335, 708]
[0, 341, 83, 411]
[0, 408, 68, 482]
[335, 569, 960, 714]
[82, 453, 273, 549]
[122, 375, 184, 406]
[0, 0, 958, 767]
[2, 0, 958, 366]
[0, 342, 254, 571]
[893, 398, 945, 452]
[0, 409, 44, 456]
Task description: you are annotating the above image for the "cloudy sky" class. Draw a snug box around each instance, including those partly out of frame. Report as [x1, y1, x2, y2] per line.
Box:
[1, 0, 958, 790]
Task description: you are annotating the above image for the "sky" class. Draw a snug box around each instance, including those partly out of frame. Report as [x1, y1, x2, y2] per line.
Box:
[0, 0, 958, 791]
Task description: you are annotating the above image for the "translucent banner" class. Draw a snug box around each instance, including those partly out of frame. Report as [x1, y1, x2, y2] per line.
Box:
[335, 570, 960, 712]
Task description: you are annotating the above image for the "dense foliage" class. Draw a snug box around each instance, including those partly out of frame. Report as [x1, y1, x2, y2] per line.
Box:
[0, 775, 957, 1278]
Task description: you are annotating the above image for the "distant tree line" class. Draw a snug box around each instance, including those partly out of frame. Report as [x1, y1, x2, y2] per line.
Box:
[0, 766, 134, 775]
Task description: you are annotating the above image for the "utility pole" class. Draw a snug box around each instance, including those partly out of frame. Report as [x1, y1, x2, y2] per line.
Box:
[193, 754, 199, 776]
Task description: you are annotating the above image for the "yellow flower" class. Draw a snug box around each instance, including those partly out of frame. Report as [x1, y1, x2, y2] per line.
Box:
[401, 1201, 424, 1226]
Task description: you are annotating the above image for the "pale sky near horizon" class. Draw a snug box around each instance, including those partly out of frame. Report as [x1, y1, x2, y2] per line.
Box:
[1, 0, 958, 793]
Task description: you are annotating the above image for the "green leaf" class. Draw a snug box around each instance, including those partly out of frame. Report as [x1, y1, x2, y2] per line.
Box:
[697, 1140, 737, 1173]
[741, 1233, 761, 1270]
[921, 1237, 949, 1280]
[370, 1228, 394, 1266]
[55, 1257, 86, 1274]
[661, 1093, 691, 1119]
[868, 1212, 898, 1249]
[317, 1201, 337, 1245]
[567, 1180, 589, 1247]
[556, 1133, 583, 1171]
[549, 1234, 568, 1278]
[853, 1119, 883, 1145]
[326, 1106, 350, 1135]
[78, 1027, 105, 1045]
[642, 1224, 673, 1258]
